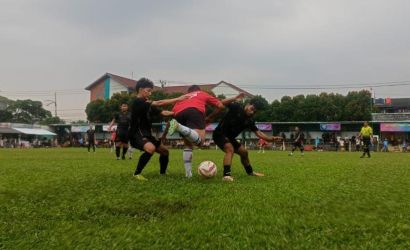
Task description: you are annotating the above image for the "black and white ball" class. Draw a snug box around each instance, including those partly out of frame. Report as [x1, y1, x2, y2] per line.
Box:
[198, 161, 217, 178]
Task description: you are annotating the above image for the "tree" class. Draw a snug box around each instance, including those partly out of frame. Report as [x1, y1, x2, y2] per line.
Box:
[40, 116, 65, 125]
[8, 99, 52, 123]
[85, 99, 111, 123]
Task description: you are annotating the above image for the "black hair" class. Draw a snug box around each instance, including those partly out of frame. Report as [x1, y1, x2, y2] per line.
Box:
[188, 85, 201, 93]
[135, 78, 154, 92]
[249, 98, 265, 111]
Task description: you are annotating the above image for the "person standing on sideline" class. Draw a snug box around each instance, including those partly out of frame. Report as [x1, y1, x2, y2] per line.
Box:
[109, 103, 131, 160]
[359, 121, 373, 158]
[258, 138, 267, 153]
[129, 78, 188, 181]
[86, 125, 96, 153]
[166, 85, 226, 178]
[381, 138, 389, 152]
[289, 127, 305, 156]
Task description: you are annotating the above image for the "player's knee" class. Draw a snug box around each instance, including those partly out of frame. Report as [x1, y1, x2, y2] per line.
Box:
[224, 145, 234, 154]
[144, 144, 156, 154]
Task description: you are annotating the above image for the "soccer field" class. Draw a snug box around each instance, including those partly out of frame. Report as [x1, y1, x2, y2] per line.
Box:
[1, 148, 409, 249]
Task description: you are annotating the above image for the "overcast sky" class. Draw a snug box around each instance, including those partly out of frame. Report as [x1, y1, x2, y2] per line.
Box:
[1, 0, 410, 120]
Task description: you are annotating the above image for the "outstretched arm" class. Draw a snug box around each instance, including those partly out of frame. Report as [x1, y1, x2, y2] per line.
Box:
[221, 93, 246, 105]
[160, 110, 174, 117]
[255, 130, 282, 142]
[151, 94, 189, 107]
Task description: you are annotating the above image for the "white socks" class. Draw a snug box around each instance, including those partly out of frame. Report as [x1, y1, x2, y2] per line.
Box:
[183, 148, 193, 178]
[176, 123, 202, 145]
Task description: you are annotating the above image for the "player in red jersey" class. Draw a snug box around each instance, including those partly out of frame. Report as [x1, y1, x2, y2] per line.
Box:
[167, 85, 224, 177]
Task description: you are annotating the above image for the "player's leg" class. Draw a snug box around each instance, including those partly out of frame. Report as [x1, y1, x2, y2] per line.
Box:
[168, 109, 205, 145]
[235, 144, 264, 177]
[133, 139, 156, 180]
[169, 119, 201, 145]
[222, 142, 235, 181]
[300, 143, 304, 155]
[182, 139, 194, 178]
[122, 142, 129, 160]
[212, 131, 234, 181]
[128, 145, 135, 159]
[289, 143, 296, 155]
[115, 141, 121, 160]
[366, 139, 371, 158]
[155, 143, 169, 175]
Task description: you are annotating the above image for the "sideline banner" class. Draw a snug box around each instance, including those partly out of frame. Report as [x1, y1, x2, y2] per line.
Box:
[320, 123, 341, 131]
[380, 123, 410, 132]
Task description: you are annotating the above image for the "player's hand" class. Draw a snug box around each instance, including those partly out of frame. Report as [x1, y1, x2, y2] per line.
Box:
[235, 93, 246, 101]
[177, 94, 190, 101]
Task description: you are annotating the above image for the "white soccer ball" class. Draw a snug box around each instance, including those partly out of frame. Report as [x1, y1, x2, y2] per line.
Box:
[198, 161, 217, 178]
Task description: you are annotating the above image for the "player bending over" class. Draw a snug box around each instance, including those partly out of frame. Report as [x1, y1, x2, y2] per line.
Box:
[129, 78, 188, 181]
[211, 98, 282, 181]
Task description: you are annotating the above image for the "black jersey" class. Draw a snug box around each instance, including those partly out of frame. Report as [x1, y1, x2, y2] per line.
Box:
[214, 102, 258, 139]
[114, 112, 131, 132]
[129, 98, 161, 137]
[86, 129, 95, 141]
[294, 131, 304, 143]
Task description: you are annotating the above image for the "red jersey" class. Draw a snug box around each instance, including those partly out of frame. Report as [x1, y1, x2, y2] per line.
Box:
[258, 138, 267, 146]
[172, 91, 222, 115]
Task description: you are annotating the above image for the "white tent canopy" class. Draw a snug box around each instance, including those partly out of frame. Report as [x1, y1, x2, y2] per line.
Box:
[13, 128, 56, 136]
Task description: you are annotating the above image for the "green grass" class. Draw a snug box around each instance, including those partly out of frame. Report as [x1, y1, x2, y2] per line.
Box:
[1, 148, 409, 249]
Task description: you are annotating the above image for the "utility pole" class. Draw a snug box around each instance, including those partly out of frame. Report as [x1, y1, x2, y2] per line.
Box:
[54, 92, 57, 117]
[45, 92, 57, 117]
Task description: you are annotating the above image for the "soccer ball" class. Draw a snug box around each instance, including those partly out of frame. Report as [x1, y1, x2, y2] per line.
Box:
[198, 161, 217, 178]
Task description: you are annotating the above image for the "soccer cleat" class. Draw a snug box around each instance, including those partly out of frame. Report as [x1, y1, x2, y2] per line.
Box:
[116, 157, 120, 160]
[288, 152, 293, 156]
[222, 176, 234, 182]
[122, 156, 126, 160]
[168, 119, 178, 136]
[249, 172, 264, 177]
[133, 174, 148, 181]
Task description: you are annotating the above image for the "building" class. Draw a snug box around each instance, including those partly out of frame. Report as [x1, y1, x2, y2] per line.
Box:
[85, 73, 253, 102]
[372, 98, 410, 145]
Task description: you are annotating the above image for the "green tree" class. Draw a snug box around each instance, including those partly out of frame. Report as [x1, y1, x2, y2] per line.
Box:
[8, 99, 52, 123]
[85, 99, 111, 123]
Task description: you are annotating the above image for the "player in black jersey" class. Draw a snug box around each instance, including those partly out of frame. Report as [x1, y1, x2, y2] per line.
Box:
[109, 103, 131, 160]
[289, 127, 305, 156]
[86, 125, 96, 153]
[129, 78, 188, 181]
[211, 98, 282, 181]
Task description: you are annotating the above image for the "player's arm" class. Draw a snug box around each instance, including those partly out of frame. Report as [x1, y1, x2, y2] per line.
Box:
[221, 93, 246, 105]
[255, 130, 282, 142]
[160, 110, 174, 117]
[161, 121, 170, 142]
[108, 118, 116, 131]
[205, 95, 226, 123]
[151, 94, 189, 107]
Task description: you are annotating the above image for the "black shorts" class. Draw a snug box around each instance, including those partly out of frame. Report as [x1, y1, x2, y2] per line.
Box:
[115, 129, 129, 143]
[131, 135, 161, 151]
[175, 108, 206, 130]
[212, 131, 241, 151]
[293, 141, 304, 148]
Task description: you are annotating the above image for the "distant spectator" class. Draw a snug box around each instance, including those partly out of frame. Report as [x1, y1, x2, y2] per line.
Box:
[402, 140, 408, 152]
[381, 138, 389, 152]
